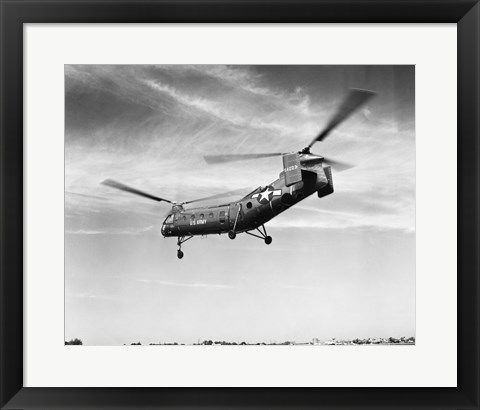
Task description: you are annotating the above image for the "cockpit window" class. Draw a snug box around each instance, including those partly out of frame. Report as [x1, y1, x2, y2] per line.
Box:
[165, 214, 174, 224]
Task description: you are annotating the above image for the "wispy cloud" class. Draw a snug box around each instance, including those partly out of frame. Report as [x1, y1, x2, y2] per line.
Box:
[66, 226, 157, 235]
[66, 191, 109, 201]
[69, 292, 117, 301]
[184, 65, 315, 115]
[143, 79, 301, 136]
[135, 278, 233, 289]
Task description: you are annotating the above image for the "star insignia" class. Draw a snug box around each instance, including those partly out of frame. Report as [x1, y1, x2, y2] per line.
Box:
[251, 186, 282, 204]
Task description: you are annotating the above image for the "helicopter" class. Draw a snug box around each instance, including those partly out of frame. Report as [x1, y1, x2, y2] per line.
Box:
[102, 89, 375, 259]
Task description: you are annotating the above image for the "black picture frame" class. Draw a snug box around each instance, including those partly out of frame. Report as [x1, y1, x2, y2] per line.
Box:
[1, 1, 479, 409]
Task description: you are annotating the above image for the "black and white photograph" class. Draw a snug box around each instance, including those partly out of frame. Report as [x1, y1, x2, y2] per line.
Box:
[65, 64, 415, 346]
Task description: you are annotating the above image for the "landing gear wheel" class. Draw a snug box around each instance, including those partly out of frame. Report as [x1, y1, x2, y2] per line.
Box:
[176, 236, 192, 259]
[228, 230, 237, 240]
[246, 225, 273, 244]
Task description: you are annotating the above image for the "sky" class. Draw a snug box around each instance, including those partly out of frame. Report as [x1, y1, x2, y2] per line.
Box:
[65, 65, 415, 345]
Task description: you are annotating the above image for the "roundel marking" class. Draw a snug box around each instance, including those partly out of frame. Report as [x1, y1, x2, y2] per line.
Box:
[251, 186, 282, 204]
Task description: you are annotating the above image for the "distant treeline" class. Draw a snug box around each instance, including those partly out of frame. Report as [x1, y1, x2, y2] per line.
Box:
[129, 341, 293, 346]
[138, 337, 416, 346]
[65, 337, 415, 346]
[65, 338, 83, 345]
[321, 336, 415, 345]
[195, 340, 282, 345]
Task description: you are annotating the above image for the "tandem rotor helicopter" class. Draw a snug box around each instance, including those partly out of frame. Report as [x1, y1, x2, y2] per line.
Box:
[102, 89, 375, 259]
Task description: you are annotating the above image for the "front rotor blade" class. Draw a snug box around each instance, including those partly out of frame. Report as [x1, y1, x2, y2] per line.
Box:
[184, 187, 251, 205]
[323, 157, 355, 172]
[204, 153, 283, 164]
[101, 179, 173, 203]
[308, 89, 376, 148]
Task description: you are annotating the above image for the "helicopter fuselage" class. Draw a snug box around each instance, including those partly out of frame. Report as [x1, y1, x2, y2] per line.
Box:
[160, 153, 334, 238]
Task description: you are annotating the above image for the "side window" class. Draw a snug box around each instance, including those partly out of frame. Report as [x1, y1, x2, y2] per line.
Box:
[183, 215, 186, 222]
[209, 212, 214, 218]
[219, 211, 225, 223]
[190, 215, 195, 221]
[200, 213, 204, 219]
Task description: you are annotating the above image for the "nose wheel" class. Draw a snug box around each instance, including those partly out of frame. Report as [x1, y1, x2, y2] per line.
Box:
[176, 235, 193, 259]
[246, 225, 272, 245]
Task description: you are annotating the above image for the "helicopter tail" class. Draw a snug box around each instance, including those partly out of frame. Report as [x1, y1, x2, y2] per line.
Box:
[318, 166, 334, 198]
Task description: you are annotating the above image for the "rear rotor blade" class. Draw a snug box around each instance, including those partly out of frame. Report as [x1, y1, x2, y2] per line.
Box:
[101, 179, 173, 203]
[204, 153, 283, 164]
[184, 187, 251, 205]
[308, 89, 376, 148]
[322, 157, 355, 172]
